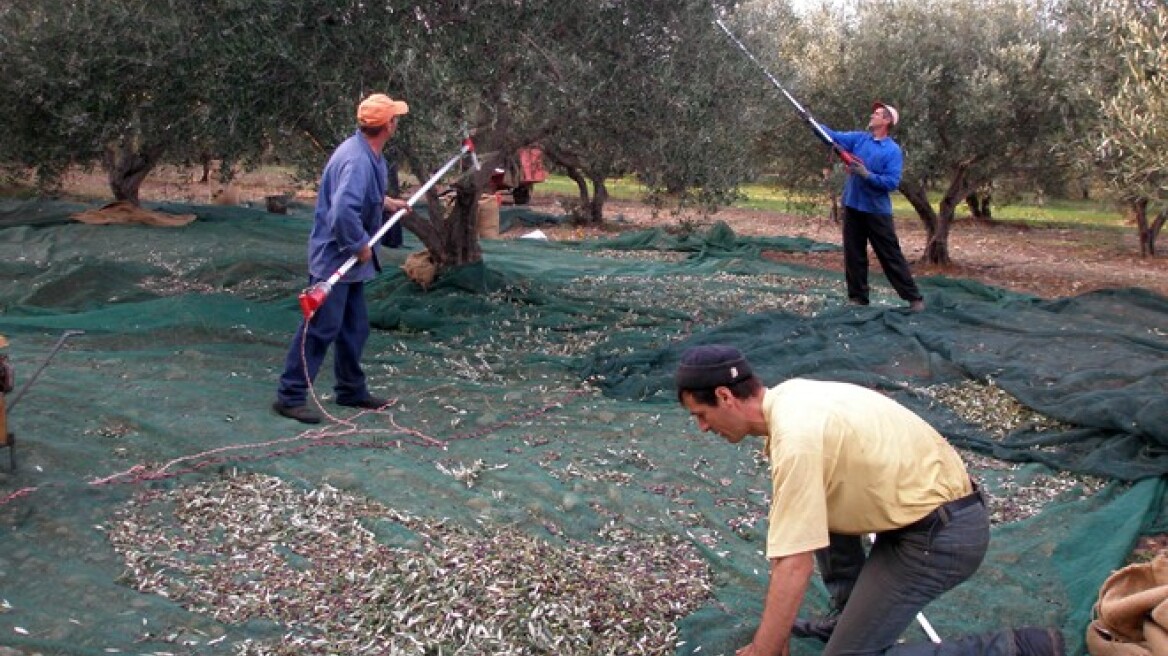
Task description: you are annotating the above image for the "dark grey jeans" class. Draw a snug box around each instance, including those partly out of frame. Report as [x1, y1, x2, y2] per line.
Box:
[817, 495, 1037, 655]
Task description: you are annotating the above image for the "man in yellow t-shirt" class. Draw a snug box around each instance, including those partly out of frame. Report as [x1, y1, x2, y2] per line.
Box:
[674, 344, 1064, 656]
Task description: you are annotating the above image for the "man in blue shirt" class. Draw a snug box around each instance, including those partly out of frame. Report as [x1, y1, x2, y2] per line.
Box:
[273, 93, 412, 424]
[819, 102, 925, 312]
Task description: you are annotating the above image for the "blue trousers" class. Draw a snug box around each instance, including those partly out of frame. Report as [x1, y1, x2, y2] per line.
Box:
[276, 279, 371, 407]
[818, 496, 1040, 655]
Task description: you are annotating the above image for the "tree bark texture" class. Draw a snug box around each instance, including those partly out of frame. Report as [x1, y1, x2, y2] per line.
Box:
[103, 141, 164, 206]
[965, 192, 993, 221]
[898, 180, 946, 264]
[901, 159, 979, 266]
[542, 145, 609, 223]
[584, 174, 607, 225]
[1132, 198, 1167, 257]
[395, 146, 495, 279]
[402, 184, 483, 273]
[1152, 210, 1167, 257]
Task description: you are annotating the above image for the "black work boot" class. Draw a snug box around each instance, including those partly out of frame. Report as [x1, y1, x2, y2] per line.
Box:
[791, 610, 840, 642]
[272, 402, 322, 424]
[336, 395, 389, 410]
[1013, 628, 1066, 656]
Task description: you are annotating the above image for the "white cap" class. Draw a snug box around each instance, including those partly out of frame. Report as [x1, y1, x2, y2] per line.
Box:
[874, 101, 899, 126]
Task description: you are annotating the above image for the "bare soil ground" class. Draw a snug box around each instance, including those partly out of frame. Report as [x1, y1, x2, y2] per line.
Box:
[54, 165, 1167, 299]
[527, 198, 1168, 300]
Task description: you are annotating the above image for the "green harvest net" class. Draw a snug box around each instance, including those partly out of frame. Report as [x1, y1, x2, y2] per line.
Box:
[0, 199, 1165, 655]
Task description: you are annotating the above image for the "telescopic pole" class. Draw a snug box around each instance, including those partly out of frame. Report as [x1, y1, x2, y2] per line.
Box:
[713, 19, 862, 167]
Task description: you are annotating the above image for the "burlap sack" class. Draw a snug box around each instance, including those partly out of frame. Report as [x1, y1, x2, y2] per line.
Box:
[477, 193, 500, 239]
[402, 250, 436, 290]
[1087, 555, 1168, 656]
[72, 201, 196, 227]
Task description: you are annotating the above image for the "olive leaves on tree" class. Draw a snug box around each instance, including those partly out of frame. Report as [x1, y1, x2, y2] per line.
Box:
[1081, 0, 1168, 255]
[821, 0, 1074, 265]
[5, 0, 1160, 273]
[0, 0, 755, 274]
[0, 0, 211, 204]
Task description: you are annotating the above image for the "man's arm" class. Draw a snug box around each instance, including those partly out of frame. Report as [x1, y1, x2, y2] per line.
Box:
[737, 551, 815, 656]
[814, 123, 864, 152]
[383, 158, 410, 213]
[855, 143, 903, 191]
[383, 196, 410, 213]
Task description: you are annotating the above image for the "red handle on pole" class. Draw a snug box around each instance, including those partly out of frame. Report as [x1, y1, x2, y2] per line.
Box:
[835, 147, 864, 168]
[298, 282, 331, 320]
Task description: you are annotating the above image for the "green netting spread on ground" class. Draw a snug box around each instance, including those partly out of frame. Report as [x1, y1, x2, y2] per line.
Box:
[0, 200, 1165, 655]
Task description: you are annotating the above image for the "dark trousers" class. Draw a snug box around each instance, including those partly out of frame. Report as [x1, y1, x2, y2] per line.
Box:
[276, 279, 371, 407]
[816, 498, 1042, 655]
[843, 206, 923, 305]
[383, 219, 404, 248]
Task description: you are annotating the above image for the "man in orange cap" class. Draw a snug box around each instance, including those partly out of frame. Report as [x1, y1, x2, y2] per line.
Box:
[273, 93, 411, 424]
[817, 102, 925, 313]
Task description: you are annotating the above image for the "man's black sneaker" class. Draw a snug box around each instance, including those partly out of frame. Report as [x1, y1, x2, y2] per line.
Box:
[336, 396, 389, 410]
[1014, 628, 1066, 656]
[272, 402, 322, 424]
[791, 614, 839, 642]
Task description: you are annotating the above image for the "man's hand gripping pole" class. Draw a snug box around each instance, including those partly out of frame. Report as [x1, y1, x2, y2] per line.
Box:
[298, 134, 479, 320]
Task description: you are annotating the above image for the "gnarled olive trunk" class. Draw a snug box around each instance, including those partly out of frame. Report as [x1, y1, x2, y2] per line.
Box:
[899, 159, 979, 266]
[899, 179, 950, 265]
[543, 145, 608, 224]
[103, 141, 164, 206]
[397, 145, 496, 278]
[965, 191, 992, 221]
[560, 167, 607, 225]
[1131, 198, 1167, 257]
[401, 182, 483, 274]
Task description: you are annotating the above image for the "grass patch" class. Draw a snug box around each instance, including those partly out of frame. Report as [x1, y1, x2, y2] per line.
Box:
[532, 174, 1127, 230]
[978, 198, 1125, 230]
[534, 176, 646, 202]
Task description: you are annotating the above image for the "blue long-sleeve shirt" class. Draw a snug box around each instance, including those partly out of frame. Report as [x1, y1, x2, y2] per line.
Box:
[307, 131, 389, 283]
[818, 125, 903, 216]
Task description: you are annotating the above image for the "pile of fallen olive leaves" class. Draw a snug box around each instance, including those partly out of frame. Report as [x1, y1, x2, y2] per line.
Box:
[923, 378, 1110, 525]
[106, 473, 713, 655]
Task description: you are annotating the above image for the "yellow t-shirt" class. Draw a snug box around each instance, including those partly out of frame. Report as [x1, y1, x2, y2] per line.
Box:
[761, 379, 972, 559]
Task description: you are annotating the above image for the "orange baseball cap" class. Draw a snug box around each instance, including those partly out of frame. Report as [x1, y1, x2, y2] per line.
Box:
[357, 93, 409, 127]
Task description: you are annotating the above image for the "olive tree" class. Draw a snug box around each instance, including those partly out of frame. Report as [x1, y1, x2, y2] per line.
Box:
[0, 0, 215, 203]
[198, 0, 757, 262]
[797, 0, 1076, 265]
[726, 0, 849, 191]
[537, 1, 766, 222]
[0, 0, 371, 202]
[2, 0, 761, 274]
[1080, 0, 1168, 256]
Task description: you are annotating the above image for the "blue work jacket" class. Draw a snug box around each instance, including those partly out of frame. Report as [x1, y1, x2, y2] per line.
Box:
[307, 131, 389, 283]
[818, 125, 903, 216]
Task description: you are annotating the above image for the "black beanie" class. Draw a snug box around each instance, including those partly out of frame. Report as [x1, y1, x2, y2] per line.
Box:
[675, 345, 753, 390]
